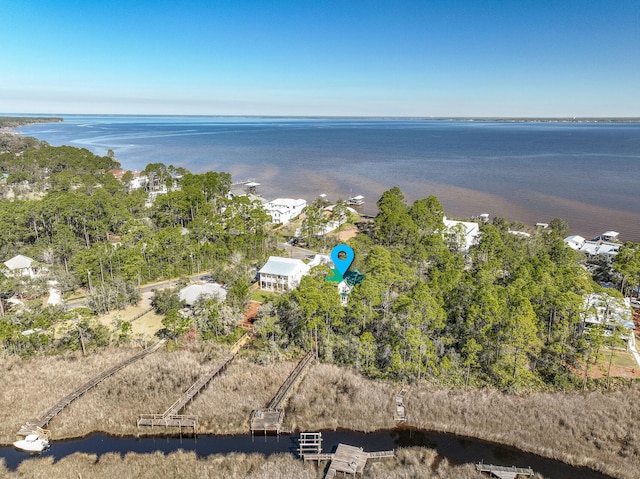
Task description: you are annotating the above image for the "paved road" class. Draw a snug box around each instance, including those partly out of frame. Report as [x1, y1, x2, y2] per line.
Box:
[64, 273, 212, 310]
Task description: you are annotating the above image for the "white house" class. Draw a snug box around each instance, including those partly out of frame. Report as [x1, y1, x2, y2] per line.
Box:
[129, 172, 148, 190]
[582, 293, 634, 343]
[264, 198, 307, 224]
[442, 217, 480, 253]
[258, 256, 310, 291]
[564, 234, 621, 258]
[564, 235, 586, 251]
[3, 255, 36, 278]
[179, 283, 227, 307]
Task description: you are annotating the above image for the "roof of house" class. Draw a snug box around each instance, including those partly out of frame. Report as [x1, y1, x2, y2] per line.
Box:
[579, 241, 600, 255]
[443, 217, 480, 235]
[265, 198, 306, 209]
[583, 293, 633, 330]
[569, 239, 621, 256]
[565, 235, 586, 243]
[4, 254, 34, 271]
[179, 283, 227, 306]
[564, 235, 586, 249]
[259, 256, 309, 277]
[597, 242, 622, 256]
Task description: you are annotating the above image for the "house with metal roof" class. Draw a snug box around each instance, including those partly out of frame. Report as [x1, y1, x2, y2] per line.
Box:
[564, 234, 622, 258]
[264, 198, 307, 224]
[442, 217, 480, 254]
[564, 235, 586, 250]
[3, 255, 36, 278]
[258, 256, 310, 291]
[179, 283, 227, 306]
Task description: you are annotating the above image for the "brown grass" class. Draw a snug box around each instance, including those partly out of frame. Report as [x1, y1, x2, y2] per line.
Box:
[0, 346, 296, 442]
[0, 448, 534, 479]
[401, 387, 639, 479]
[336, 225, 358, 242]
[1, 350, 637, 478]
[287, 362, 397, 432]
[0, 348, 141, 443]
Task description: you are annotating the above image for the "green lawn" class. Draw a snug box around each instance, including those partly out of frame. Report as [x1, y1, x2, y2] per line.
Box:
[251, 289, 278, 302]
[598, 349, 639, 370]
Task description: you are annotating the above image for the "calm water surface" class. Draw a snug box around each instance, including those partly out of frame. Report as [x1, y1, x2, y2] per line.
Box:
[0, 429, 614, 479]
[18, 116, 640, 241]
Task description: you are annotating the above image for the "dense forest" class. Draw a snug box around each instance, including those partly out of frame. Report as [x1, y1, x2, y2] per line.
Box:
[1, 131, 639, 393]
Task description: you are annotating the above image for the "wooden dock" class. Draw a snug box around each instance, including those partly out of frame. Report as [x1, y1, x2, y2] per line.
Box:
[298, 432, 323, 456]
[138, 333, 251, 434]
[250, 350, 315, 435]
[476, 463, 535, 478]
[303, 442, 395, 479]
[394, 385, 409, 423]
[17, 340, 165, 437]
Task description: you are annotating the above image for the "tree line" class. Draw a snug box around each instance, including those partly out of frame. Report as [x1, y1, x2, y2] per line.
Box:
[0, 140, 274, 355]
[1, 138, 640, 392]
[256, 187, 640, 391]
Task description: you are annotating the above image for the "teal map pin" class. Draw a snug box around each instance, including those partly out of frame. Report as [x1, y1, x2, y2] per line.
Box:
[330, 244, 355, 276]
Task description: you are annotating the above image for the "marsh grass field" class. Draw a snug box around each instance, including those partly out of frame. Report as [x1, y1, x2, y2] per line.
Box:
[0, 346, 638, 478]
[0, 448, 513, 479]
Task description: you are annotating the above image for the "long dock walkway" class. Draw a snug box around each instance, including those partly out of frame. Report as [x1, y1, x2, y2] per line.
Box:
[138, 333, 251, 433]
[476, 462, 535, 478]
[17, 340, 166, 437]
[250, 350, 315, 434]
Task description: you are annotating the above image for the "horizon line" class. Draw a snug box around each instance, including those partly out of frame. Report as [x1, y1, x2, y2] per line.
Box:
[3, 113, 640, 122]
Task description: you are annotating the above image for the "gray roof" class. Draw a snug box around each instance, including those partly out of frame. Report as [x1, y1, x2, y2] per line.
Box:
[258, 256, 308, 277]
[4, 254, 34, 271]
[179, 283, 227, 306]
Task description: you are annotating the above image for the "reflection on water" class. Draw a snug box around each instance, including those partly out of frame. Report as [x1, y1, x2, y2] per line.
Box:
[0, 429, 614, 479]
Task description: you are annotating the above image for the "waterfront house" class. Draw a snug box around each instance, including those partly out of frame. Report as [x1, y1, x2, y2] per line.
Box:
[258, 256, 310, 291]
[442, 217, 480, 254]
[264, 198, 307, 224]
[564, 235, 586, 250]
[564, 234, 621, 258]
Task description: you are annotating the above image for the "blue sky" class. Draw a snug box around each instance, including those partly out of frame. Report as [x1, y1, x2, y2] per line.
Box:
[1, 0, 638, 116]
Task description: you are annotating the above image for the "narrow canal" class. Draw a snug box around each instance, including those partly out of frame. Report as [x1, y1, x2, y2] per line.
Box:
[0, 429, 614, 479]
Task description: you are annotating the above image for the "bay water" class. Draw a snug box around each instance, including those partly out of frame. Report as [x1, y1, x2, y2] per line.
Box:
[17, 116, 640, 241]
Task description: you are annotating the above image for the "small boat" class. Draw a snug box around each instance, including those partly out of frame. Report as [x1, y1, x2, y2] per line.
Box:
[13, 433, 50, 453]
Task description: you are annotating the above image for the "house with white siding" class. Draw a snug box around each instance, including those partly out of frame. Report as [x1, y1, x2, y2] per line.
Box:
[264, 198, 307, 224]
[258, 256, 310, 291]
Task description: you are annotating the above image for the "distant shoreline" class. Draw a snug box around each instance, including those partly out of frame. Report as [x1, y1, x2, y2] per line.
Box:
[2, 113, 640, 123]
[0, 116, 63, 131]
[10, 115, 640, 242]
